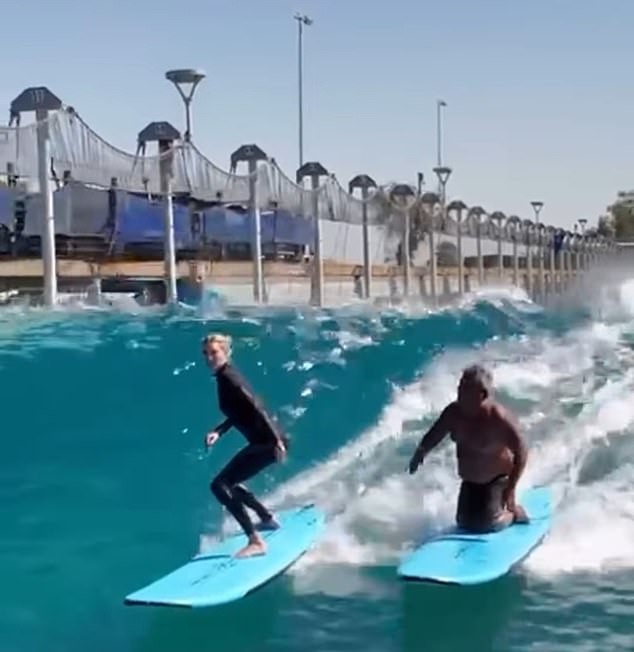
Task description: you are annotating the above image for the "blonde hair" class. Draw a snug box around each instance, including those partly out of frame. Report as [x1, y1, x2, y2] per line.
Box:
[202, 333, 232, 356]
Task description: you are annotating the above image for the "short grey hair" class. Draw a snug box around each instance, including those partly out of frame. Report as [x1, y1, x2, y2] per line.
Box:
[460, 364, 493, 395]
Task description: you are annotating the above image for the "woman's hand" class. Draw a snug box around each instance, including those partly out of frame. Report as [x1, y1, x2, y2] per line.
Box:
[205, 431, 220, 448]
[274, 440, 287, 463]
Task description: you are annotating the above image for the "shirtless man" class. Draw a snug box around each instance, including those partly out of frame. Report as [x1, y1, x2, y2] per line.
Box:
[408, 364, 529, 532]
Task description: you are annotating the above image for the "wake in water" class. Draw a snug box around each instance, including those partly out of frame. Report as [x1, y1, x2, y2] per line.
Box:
[259, 278, 634, 595]
[15, 271, 631, 590]
[4, 268, 634, 652]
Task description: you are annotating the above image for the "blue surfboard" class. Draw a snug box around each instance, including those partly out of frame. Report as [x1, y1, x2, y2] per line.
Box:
[124, 504, 325, 608]
[397, 486, 552, 585]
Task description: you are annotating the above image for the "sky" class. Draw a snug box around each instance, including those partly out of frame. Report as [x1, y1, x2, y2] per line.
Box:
[2, 0, 634, 229]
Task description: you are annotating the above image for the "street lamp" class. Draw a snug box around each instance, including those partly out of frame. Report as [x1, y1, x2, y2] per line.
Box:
[530, 199, 544, 272]
[390, 183, 417, 296]
[436, 99, 447, 167]
[433, 166, 452, 203]
[447, 199, 467, 294]
[165, 68, 206, 143]
[530, 201, 544, 294]
[578, 218, 588, 270]
[435, 100, 447, 195]
[530, 200, 543, 224]
[294, 12, 313, 168]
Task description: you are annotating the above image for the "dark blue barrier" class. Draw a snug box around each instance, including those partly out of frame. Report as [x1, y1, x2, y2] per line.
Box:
[114, 195, 192, 252]
[201, 207, 250, 243]
[261, 210, 314, 246]
[34, 188, 317, 252]
[201, 207, 314, 246]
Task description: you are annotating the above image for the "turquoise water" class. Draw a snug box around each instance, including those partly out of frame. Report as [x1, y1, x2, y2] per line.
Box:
[2, 281, 634, 652]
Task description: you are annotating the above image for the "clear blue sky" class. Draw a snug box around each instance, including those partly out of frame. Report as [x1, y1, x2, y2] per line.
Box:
[2, 0, 634, 229]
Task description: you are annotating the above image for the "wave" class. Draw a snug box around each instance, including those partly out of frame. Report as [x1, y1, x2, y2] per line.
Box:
[253, 279, 634, 596]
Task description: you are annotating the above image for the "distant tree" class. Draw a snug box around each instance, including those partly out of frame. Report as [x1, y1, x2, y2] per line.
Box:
[602, 192, 634, 239]
[596, 214, 615, 238]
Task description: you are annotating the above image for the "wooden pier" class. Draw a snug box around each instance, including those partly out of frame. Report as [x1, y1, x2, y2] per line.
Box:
[0, 256, 594, 306]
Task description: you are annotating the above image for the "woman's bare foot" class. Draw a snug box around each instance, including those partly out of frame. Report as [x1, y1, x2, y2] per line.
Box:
[235, 534, 267, 558]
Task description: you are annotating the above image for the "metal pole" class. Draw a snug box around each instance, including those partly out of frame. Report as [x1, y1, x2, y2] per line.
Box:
[578, 219, 587, 270]
[437, 101, 442, 167]
[526, 228, 533, 298]
[548, 230, 555, 286]
[403, 207, 411, 296]
[311, 175, 323, 307]
[36, 108, 57, 306]
[497, 218, 503, 279]
[513, 235, 519, 286]
[477, 219, 483, 285]
[163, 175, 177, 304]
[185, 100, 192, 144]
[432, 166, 451, 302]
[429, 222, 437, 304]
[295, 14, 312, 168]
[249, 159, 264, 302]
[298, 19, 303, 168]
[538, 227, 545, 298]
[159, 142, 177, 305]
[563, 235, 570, 287]
[531, 202, 543, 297]
[361, 187, 371, 298]
[457, 211, 463, 295]
[436, 100, 446, 191]
[433, 187, 447, 306]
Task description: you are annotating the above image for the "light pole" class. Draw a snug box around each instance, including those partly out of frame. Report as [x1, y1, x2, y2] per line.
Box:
[578, 218, 588, 270]
[294, 12, 313, 168]
[165, 68, 206, 143]
[436, 99, 447, 167]
[530, 201, 544, 296]
[436, 100, 447, 193]
[433, 166, 452, 301]
[389, 183, 417, 296]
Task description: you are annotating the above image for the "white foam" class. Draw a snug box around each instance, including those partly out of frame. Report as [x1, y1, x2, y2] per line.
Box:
[265, 278, 634, 594]
[525, 465, 634, 576]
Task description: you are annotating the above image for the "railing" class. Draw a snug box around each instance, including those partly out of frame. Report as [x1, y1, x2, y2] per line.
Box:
[0, 85, 617, 307]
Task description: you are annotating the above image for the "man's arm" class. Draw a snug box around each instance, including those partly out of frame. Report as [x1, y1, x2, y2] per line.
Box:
[497, 407, 528, 500]
[408, 404, 454, 474]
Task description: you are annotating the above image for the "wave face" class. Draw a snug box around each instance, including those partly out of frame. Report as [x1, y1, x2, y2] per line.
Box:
[1, 278, 633, 652]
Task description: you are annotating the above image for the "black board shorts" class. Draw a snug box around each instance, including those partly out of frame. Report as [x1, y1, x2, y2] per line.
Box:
[456, 474, 509, 532]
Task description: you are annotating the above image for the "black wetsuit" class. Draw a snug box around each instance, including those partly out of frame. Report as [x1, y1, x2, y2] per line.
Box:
[210, 362, 288, 536]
